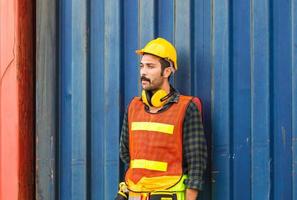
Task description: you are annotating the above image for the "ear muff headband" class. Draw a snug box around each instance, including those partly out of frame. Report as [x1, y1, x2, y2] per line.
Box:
[141, 89, 173, 108]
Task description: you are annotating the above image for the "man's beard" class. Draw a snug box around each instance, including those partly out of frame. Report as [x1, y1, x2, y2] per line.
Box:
[140, 76, 163, 92]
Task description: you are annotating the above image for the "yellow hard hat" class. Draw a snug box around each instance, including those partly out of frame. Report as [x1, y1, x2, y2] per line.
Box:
[136, 37, 178, 70]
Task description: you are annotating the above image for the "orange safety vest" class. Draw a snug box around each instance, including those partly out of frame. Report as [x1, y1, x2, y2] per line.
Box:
[125, 95, 194, 192]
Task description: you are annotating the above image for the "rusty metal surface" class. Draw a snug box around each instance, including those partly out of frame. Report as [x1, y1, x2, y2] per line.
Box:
[0, 0, 34, 199]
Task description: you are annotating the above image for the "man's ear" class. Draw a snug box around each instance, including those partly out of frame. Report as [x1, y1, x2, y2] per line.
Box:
[163, 67, 172, 78]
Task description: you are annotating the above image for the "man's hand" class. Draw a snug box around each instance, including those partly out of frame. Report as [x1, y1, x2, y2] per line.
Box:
[186, 188, 198, 200]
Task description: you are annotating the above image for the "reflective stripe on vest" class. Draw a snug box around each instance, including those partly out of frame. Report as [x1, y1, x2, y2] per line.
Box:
[131, 122, 174, 134]
[131, 159, 168, 172]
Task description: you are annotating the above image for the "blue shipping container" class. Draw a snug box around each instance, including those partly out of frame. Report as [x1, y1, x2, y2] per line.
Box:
[36, 0, 297, 199]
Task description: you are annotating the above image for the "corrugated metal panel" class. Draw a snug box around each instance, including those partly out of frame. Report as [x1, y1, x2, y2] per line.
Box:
[36, 0, 57, 199]
[0, 0, 34, 199]
[35, 0, 297, 199]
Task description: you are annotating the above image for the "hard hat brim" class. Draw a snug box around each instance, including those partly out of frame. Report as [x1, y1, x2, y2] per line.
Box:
[135, 49, 163, 59]
[135, 49, 145, 55]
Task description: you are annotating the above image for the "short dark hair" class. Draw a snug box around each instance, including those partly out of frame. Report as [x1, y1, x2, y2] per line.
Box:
[159, 58, 173, 79]
[160, 58, 170, 71]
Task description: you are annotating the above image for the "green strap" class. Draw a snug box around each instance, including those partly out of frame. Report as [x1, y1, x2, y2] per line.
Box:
[166, 175, 188, 192]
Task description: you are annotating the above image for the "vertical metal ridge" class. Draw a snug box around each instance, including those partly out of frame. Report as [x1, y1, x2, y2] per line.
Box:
[190, 0, 195, 94]
[118, 0, 126, 182]
[55, 0, 60, 199]
[59, 0, 73, 199]
[192, 0, 212, 198]
[157, 0, 174, 40]
[173, 0, 176, 44]
[250, 0, 271, 199]
[228, 1, 234, 199]
[211, 0, 231, 199]
[119, 0, 124, 112]
[139, 0, 155, 47]
[292, 0, 297, 198]
[250, 2, 254, 199]
[172, 0, 177, 85]
[36, 0, 57, 198]
[71, 0, 88, 199]
[271, 0, 293, 198]
[123, 0, 139, 102]
[175, 0, 191, 94]
[86, 0, 91, 199]
[103, 0, 121, 198]
[154, 0, 158, 37]
[58, 0, 62, 199]
[268, 1, 274, 199]
[231, 0, 253, 198]
[89, 0, 105, 199]
[103, 0, 108, 195]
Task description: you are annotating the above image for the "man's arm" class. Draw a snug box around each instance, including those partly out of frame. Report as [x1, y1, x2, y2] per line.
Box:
[186, 188, 198, 200]
[183, 101, 208, 198]
[119, 110, 130, 164]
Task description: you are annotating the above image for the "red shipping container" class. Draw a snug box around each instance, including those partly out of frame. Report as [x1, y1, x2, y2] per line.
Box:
[0, 0, 34, 199]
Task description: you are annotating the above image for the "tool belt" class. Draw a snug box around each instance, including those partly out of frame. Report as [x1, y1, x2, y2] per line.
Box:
[123, 175, 188, 200]
[128, 192, 178, 200]
[149, 193, 177, 200]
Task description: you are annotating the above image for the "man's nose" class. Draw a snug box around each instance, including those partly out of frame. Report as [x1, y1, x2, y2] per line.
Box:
[140, 67, 147, 76]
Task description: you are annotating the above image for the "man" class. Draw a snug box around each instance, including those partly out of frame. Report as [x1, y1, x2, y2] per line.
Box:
[119, 38, 207, 200]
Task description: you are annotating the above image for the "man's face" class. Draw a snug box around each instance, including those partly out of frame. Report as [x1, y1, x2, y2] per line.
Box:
[140, 54, 164, 92]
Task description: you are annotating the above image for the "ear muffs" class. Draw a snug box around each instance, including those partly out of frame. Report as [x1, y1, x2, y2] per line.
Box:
[141, 89, 172, 108]
[151, 90, 168, 107]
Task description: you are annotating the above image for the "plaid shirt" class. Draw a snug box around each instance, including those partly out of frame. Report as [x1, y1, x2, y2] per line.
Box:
[119, 90, 207, 190]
